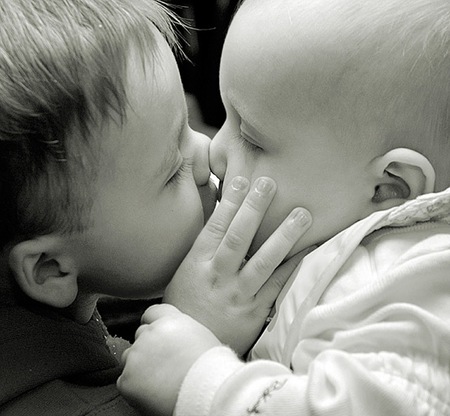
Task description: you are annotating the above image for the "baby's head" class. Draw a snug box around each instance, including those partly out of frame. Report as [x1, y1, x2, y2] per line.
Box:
[1, 0, 214, 309]
[211, 0, 450, 256]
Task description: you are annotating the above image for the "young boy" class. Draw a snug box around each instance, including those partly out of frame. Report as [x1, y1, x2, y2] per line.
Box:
[118, 0, 450, 414]
[0, 1, 312, 414]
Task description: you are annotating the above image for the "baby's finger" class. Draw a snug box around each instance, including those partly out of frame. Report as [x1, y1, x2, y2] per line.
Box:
[213, 177, 277, 272]
[140, 303, 181, 325]
[189, 176, 250, 258]
[120, 347, 131, 364]
[241, 208, 311, 295]
[134, 323, 150, 340]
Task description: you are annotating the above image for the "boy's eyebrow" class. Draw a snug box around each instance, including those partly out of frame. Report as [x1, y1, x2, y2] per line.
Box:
[156, 113, 186, 177]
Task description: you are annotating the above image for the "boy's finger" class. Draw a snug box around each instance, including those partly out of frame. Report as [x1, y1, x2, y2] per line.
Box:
[257, 246, 315, 306]
[190, 176, 250, 258]
[213, 177, 277, 272]
[241, 208, 312, 296]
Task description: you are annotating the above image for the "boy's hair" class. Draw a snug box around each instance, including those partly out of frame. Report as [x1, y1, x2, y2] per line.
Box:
[0, 0, 179, 249]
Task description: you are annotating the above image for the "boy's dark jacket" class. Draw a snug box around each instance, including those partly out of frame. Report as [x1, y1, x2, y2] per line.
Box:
[0, 284, 139, 415]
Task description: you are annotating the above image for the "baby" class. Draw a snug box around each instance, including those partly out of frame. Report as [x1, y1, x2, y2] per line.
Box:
[118, 0, 450, 415]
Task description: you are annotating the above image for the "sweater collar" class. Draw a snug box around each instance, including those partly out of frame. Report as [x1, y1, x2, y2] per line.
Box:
[0, 301, 122, 406]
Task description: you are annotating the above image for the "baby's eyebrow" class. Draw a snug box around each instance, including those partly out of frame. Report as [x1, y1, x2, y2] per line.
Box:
[227, 92, 274, 145]
[155, 113, 186, 178]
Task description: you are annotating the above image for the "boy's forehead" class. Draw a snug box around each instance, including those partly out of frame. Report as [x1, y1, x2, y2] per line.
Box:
[98, 31, 186, 163]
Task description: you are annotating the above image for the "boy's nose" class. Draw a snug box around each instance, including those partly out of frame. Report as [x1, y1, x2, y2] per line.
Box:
[190, 130, 211, 186]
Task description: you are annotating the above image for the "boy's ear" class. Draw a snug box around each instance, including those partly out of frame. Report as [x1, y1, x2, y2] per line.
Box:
[370, 148, 436, 209]
[8, 236, 79, 308]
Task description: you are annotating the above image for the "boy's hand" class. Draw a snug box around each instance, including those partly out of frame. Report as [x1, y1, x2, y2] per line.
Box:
[164, 176, 312, 356]
[118, 304, 221, 416]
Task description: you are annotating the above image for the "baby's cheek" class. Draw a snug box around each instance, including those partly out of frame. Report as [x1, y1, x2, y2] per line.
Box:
[248, 220, 274, 256]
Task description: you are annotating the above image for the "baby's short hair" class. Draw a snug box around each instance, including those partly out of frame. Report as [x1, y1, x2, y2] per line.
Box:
[0, 0, 179, 248]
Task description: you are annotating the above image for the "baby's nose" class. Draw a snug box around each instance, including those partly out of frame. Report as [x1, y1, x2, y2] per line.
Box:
[191, 131, 211, 186]
[209, 129, 226, 181]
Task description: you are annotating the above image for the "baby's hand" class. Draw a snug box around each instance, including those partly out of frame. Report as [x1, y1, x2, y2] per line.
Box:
[164, 176, 312, 356]
[117, 304, 220, 416]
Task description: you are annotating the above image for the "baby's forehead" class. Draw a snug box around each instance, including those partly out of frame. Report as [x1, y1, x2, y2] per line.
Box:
[228, 2, 448, 141]
[237, 0, 446, 53]
[233, 0, 446, 90]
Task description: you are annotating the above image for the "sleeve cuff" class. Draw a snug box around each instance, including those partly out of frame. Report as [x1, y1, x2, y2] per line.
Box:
[174, 346, 243, 416]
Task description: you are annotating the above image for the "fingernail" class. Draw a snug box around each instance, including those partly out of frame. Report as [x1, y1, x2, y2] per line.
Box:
[288, 208, 311, 227]
[254, 177, 275, 195]
[231, 176, 249, 191]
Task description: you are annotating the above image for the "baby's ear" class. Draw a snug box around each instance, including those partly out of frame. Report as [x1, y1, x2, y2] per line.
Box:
[9, 236, 79, 308]
[369, 148, 435, 209]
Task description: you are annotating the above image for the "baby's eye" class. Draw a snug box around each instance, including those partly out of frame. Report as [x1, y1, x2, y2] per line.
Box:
[167, 158, 193, 187]
[236, 131, 263, 153]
